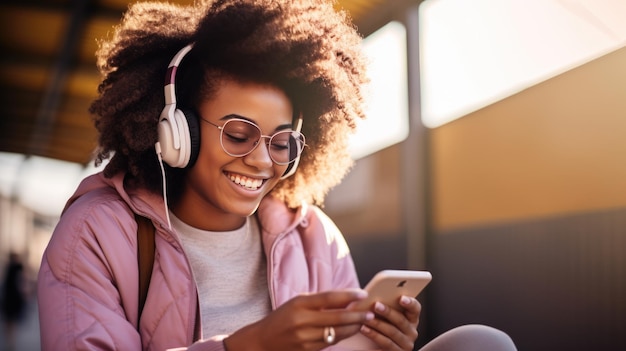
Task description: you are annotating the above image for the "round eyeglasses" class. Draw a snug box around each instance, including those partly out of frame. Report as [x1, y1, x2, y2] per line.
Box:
[201, 117, 306, 165]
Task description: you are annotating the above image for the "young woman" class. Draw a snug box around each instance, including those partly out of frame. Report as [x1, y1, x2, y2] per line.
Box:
[37, 1, 517, 351]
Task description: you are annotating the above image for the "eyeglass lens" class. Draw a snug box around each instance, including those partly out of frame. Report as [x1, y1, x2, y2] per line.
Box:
[220, 119, 305, 165]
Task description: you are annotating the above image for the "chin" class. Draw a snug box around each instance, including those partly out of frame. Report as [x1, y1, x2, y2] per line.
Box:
[227, 201, 262, 218]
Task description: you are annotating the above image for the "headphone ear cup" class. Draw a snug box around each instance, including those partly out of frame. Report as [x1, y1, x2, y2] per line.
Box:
[157, 108, 193, 168]
[181, 108, 201, 168]
[280, 159, 298, 179]
[280, 137, 303, 179]
[157, 113, 182, 168]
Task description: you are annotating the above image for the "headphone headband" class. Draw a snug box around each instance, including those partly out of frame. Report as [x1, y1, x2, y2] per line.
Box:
[164, 44, 194, 106]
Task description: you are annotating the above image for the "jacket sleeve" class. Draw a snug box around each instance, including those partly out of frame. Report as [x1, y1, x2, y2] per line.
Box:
[38, 190, 230, 351]
[37, 197, 144, 350]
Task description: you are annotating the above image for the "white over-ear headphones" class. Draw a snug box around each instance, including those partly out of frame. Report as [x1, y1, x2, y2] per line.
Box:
[155, 44, 303, 179]
[156, 44, 199, 168]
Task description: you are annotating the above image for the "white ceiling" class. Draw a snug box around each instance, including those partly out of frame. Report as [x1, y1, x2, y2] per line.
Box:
[419, 0, 626, 128]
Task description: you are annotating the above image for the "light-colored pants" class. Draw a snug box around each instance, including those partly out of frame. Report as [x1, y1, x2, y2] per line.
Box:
[420, 325, 517, 351]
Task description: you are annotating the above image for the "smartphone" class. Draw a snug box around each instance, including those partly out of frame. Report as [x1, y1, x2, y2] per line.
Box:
[336, 270, 432, 349]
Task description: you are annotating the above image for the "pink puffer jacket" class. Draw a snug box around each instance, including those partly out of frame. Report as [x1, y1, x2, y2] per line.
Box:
[38, 172, 360, 350]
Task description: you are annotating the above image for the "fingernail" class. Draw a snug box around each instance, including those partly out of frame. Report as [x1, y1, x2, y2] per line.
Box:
[401, 295, 411, 305]
[365, 312, 375, 320]
[354, 289, 368, 299]
[361, 325, 371, 334]
[375, 302, 385, 312]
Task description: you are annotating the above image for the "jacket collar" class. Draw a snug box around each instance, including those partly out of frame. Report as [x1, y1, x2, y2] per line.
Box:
[257, 196, 308, 238]
[256, 196, 309, 265]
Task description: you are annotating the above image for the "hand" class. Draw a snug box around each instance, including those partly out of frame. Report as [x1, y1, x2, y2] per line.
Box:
[359, 295, 422, 351]
[224, 289, 375, 351]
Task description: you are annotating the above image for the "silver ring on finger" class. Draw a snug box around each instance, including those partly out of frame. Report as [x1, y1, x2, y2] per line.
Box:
[323, 326, 336, 344]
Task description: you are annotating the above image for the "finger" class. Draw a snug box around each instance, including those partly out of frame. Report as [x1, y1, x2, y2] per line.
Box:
[291, 307, 375, 333]
[323, 308, 375, 327]
[280, 299, 374, 329]
[361, 301, 418, 350]
[362, 315, 416, 351]
[361, 322, 413, 351]
[316, 324, 363, 344]
[374, 296, 420, 328]
[373, 300, 419, 336]
[399, 295, 422, 324]
[277, 295, 374, 332]
[294, 322, 365, 348]
[293, 289, 369, 310]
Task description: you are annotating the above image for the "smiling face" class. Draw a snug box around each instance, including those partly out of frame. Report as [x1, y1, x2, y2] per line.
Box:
[171, 78, 294, 231]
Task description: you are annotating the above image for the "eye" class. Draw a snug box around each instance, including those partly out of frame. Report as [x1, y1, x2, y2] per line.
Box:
[222, 120, 259, 143]
[269, 132, 292, 151]
[224, 131, 251, 143]
[269, 143, 289, 151]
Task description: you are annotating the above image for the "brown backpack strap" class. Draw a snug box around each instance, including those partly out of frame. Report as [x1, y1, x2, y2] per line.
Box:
[135, 214, 155, 320]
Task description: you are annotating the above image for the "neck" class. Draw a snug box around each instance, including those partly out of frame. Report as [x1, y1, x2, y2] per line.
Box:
[170, 199, 248, 231]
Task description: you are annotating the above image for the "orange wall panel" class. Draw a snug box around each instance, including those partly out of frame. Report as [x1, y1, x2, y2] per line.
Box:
[430, 47, 626, 231]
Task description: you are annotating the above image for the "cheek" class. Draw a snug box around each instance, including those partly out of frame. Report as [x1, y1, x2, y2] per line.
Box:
[191, 146, 228, 182]
[198, 124, 224, 158]
[267, 165, 288, 187]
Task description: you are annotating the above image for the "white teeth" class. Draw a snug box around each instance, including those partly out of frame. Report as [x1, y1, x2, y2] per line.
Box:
[228, 173, 263, 190]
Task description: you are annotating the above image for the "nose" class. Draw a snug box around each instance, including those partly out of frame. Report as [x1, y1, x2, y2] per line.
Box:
[243, 138, 274, 169]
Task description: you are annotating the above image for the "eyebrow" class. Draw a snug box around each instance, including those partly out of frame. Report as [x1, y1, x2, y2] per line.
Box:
[219, 113, 294, 131]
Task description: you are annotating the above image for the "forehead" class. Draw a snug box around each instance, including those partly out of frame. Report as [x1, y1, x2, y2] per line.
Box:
[199, 78, 294, 129]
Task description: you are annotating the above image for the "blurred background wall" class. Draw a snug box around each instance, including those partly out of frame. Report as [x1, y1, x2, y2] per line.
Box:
[327, 35, 626, 351]
[424, 45, 626, 351]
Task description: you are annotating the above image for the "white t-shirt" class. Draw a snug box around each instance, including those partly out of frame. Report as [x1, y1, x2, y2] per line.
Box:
[171, 213, 271, 337]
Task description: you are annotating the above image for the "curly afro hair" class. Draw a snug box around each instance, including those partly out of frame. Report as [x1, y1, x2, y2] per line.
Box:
[89, 0, 369, 208]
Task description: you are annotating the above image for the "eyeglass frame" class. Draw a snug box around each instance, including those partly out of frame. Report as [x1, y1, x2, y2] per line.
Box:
[200, 116, 306, 165]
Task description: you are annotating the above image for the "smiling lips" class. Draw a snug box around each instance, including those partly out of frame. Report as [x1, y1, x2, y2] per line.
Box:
[226, 172, 264, 191]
